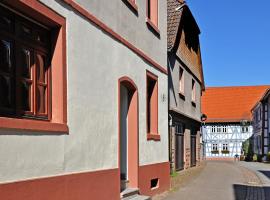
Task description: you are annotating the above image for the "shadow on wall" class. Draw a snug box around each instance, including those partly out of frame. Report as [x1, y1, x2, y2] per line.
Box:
[183, 11, 199, 53]
[233, 184, 270, 200]
[167, 54, 177, 107]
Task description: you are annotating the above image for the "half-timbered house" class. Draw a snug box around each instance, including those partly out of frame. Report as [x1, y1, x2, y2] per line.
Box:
[251, 88, 270, 160]
[202, 86, 269, 160]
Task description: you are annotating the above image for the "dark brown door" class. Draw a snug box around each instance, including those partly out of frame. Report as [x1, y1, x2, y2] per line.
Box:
[190, 135, 196, 167]
[175, 133, 184, 170]
[175, 123, 185, 170]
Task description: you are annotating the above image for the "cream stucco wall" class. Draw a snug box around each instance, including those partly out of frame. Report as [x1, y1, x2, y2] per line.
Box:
[0, 0, 168, 183]
[74, 0, 167, 68]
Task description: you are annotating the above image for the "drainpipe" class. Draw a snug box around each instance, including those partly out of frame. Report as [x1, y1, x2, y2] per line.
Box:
[168, 114, 173, 173]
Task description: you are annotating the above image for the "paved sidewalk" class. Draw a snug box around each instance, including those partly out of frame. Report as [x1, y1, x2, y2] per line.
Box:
[238, 161, 270, 198]
[159, 161, 269, 200]
[238, 162, 270, 186]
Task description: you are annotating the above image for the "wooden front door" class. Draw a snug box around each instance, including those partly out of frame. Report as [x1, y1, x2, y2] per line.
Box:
[175, 133, 184, 170]
[175, 123, 184, 170]
[190, 134, 196, 167]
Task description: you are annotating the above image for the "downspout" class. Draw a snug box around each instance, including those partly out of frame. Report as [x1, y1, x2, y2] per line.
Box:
[169, 113, 173, 173]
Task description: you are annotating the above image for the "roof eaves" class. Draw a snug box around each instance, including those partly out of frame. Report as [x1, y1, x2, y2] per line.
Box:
[251, 88, 270, 111]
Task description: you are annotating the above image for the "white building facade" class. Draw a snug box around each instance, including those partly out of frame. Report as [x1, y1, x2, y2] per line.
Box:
[203, 124, 253, 158]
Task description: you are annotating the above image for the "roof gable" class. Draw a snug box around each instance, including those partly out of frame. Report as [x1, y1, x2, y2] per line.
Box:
[167, 0, 204, 89]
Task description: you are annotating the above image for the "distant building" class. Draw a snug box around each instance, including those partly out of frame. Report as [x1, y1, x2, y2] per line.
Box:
[202, 86, 269, 160]
[251, 88, 270, 160]
[167, 0, 205, 171]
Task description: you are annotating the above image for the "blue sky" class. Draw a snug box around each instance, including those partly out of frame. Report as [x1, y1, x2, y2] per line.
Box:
[187, 0, 270, 87]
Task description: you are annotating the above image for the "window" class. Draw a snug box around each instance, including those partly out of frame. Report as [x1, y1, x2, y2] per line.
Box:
[0, 5, 50, 119]
[191, 79, 195, 102]
[222, 126, 227, 133]
[222, 144, 228, 151]
[211, 126, 216, 133]
[146, 0, 159, 34]
[179, 67, 184, 94]
[175, 122, 184, 135]
[241, 126, 249, 133]
[0, 2, 67, 133]
[212, 144, 218, 151]
[217, 127, 221, 133]
[146, 71, 159, 139]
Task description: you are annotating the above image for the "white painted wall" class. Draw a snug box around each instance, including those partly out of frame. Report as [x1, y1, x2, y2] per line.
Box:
[0, 0, 168, 183]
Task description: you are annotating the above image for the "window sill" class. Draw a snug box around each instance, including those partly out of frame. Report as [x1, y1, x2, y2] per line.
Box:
[147, 133, 161, 141]
[179, 92, 185, 100]
[191, 101, 196, 107]
[146, 18, 160, 36]
[125, 0, 138, 12]
[0, 117, 69, 134]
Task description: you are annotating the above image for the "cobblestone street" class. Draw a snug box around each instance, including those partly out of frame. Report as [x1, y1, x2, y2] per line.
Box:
[159, 161, 270, 200]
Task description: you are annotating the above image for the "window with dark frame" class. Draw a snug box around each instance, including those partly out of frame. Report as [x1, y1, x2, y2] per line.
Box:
[212, 144, 218, 151]
[147, 72, 158, 135]
[241, 126, 249, 133]
[0, 5, 51, 120]
[175, 122, 185, 135]
[222, 144, 228, 151]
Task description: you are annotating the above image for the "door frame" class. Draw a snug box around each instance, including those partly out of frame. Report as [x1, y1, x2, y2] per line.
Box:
[118, 76, 139, 189]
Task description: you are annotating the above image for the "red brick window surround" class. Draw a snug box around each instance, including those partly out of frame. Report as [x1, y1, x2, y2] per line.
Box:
[0, 1, 67, 133]
[146, 0, 160, 35]
[146, 71, 160, 141]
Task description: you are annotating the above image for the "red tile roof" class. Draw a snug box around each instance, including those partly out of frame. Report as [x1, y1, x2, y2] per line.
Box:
[202, 85, 270, 123]
[167, 0, 184, 50]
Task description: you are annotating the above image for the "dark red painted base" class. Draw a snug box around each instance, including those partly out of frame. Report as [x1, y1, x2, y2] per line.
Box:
[0, 162, 170, 200]
[0, 168, 119, 200]
[139, 162, 170, 196]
